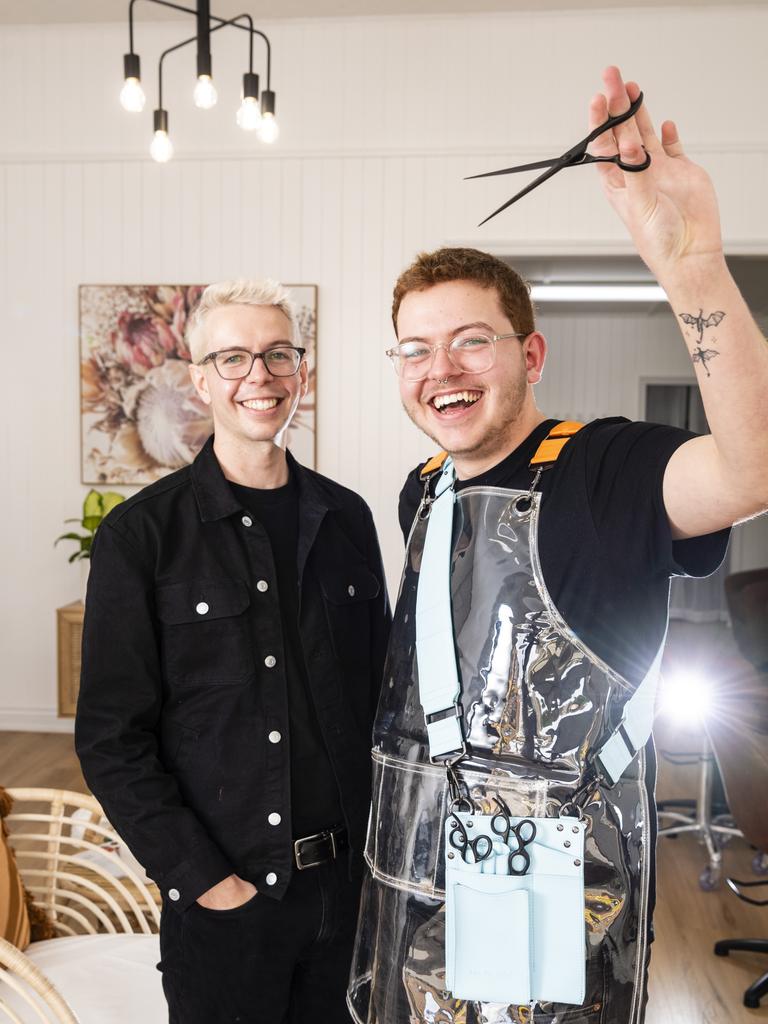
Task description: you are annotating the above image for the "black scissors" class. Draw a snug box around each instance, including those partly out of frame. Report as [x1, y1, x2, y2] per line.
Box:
[467, 91, 651, 226]
[490, 796, 537, 876]
[448, 816, 494, 865]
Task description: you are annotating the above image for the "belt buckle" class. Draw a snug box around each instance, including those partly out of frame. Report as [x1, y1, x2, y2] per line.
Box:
[294, 829, 336, 871]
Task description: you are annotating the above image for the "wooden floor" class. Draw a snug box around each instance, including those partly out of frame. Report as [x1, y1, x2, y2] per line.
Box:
[1, 623, 766, 1021]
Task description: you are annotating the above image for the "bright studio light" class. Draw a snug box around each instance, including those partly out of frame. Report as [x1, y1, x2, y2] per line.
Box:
[660, 671, 713, 723]
[120, 76, 146, 112]
[237, 96, 262, 131]
[194, 74, 218, 109]
[258, 113, 279, 144]
[150, 129, 174, 163]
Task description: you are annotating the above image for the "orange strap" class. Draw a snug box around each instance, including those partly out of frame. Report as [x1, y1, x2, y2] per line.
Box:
[529, 420, 584, 468]
[420, 451, 449, 480]
[419, 421, 584, 480]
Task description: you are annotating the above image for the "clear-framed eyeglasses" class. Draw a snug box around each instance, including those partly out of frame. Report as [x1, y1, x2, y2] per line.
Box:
[198, 346, 306, 379]
[385, 332, 526, 382]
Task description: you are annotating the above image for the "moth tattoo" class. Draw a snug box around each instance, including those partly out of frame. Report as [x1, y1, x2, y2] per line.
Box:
[678, 309, 726, 377]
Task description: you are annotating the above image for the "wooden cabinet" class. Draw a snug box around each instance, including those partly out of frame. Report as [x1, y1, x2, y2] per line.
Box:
[57, 601, 84, 717]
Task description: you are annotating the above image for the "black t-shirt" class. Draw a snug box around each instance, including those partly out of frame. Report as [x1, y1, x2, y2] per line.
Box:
[399, 417, 730, 689]
[229, 475, 343, 838]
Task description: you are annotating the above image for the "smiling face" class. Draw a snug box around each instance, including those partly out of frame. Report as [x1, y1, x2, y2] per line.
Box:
[395, 280, 547, 476]
[188, 303, 307, 455]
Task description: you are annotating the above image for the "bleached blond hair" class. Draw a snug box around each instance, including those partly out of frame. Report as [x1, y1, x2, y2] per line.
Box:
[186, 278, 300, 362]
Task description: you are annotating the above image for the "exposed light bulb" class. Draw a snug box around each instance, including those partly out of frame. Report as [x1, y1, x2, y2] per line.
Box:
[236, 96, 262, 131]
[150, 130, 174, 163]
[258, 113, 279, 144]
[120, 76, 146, 112]
[193, 74, 218, 110]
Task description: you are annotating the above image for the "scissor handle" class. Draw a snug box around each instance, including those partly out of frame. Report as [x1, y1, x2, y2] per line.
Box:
[448, 821, 468, 853]
[512, 818, 537, 846]
[472, 834, 493, 863]
[490, 814, 510, 841]
[448, 824, 493, 864]
[574, 150, 651, 173]
[508, 847, 532, 876]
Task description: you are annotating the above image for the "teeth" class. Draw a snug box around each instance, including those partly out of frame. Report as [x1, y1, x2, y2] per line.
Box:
[432, 391, 481, 410]
[242, 398, 278, 411]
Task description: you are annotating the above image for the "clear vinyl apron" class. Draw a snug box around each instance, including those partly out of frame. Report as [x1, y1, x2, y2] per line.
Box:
[348, 469, 660, 1024]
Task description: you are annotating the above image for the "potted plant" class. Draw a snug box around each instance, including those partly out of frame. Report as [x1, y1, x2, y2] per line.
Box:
[56, 490, 125, 599]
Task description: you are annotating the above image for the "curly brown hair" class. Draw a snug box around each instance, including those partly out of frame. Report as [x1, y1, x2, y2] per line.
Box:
[391, 247, 535, 336]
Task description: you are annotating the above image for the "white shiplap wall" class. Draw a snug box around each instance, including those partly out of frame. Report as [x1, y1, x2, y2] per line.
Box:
[1, 7, 767, 728]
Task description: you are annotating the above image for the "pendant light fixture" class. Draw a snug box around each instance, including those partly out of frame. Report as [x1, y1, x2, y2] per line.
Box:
[120, 0, 279, 162]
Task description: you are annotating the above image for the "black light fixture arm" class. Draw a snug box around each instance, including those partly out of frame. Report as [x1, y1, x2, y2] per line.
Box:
[128, 0, 198, 54]
[127, 0, 272, 86]
[157, 13, 258, 108]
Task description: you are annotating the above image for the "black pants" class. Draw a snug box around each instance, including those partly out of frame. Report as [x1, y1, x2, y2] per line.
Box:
[158, 858, 361, 1023]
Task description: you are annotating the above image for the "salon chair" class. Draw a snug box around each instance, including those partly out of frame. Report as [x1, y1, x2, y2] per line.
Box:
[709, 568, 768, 1009]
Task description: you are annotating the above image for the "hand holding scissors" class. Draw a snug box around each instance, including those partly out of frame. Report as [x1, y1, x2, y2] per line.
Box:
[467, 84, 650, 226]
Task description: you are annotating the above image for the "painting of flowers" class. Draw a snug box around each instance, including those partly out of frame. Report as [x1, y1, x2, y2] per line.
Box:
[80, 283, 317, 484]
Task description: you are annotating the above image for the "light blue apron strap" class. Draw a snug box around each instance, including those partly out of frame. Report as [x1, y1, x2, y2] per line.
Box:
[594, 643, 664, 785]
[415, 458, 465, 761]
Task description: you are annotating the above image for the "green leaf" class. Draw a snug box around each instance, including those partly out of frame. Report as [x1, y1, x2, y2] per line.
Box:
[82, 489, 103, 521]
[101, 492, 125, 516]
[55, 532, 86, 546]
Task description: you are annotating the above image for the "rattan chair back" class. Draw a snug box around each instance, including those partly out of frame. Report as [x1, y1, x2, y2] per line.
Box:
[6, 788, 159, 938]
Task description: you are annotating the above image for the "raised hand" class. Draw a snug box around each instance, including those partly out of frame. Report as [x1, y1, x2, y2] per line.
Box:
[589, 66, 726, 284]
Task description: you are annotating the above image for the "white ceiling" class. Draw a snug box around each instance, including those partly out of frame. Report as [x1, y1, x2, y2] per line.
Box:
[1, 0, 765, 23]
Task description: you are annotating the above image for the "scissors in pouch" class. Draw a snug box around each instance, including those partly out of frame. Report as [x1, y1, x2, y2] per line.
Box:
[490, 796, 537, 876]
[448, 815, 494, 866]
[467, 91, 651, 226]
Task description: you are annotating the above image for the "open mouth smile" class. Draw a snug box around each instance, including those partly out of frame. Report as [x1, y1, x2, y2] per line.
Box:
[429, 389, 483, 415]
[239, 397, 283, 412]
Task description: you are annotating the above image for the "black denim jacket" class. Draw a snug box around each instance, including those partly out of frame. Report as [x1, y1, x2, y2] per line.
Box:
[75, 438, 390, 912]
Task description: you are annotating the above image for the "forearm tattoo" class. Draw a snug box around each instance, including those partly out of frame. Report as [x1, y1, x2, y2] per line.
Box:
[678, 309, 726, 377]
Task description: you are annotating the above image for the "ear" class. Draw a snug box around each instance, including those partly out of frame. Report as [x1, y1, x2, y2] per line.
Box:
[188, 361, 212, 406]
[299, 357, 309, 398]
[523, 331, 547, 384]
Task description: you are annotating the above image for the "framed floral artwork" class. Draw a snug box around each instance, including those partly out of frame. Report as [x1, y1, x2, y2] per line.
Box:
[79, 283, 317, 485]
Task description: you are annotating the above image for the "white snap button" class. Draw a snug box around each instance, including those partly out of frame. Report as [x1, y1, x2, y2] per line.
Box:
[257, 580, 269, 593]
[168, 888, 180, 901]
[268, 812, 281, 826]
[195, 602, 209, 615]
[265, 872, 278, 886]
[268, 731, 281, 744]
[347, 585, 356, 597]
[241, 515, 253, 527]
[264, 655, 277, 668]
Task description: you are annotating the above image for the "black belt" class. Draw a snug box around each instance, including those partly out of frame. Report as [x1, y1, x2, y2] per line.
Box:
[293, 826, 348, 870]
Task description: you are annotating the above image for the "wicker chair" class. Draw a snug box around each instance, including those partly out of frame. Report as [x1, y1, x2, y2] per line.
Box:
[6, 788, 159, 938]
[2, 788, 164, 1023]
[0, 936, 78, 1024]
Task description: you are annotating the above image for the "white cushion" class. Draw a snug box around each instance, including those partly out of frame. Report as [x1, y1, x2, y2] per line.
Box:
[22, 934, 166, 1023]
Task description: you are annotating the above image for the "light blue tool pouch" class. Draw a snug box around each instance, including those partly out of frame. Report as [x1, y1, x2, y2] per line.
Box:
[444, 810, 586, 1006]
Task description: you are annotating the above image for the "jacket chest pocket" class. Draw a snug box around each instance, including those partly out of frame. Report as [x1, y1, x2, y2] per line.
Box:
[320, 563, 380, 667]
[156, 578, 252, 685]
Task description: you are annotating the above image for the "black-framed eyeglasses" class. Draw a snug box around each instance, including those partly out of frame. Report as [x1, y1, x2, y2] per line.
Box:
[385, 332, 525, 382]
[198, 346, 306, 379]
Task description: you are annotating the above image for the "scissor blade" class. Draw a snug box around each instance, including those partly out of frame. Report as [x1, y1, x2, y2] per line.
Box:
[477, 163, 563, 227]
[465, 156, 560, 180]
